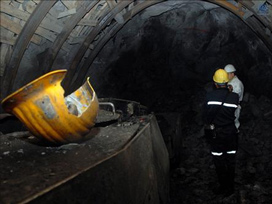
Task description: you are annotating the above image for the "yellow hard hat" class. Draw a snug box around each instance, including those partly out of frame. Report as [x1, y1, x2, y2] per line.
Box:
[1, 70, 99, 144]
[213, 69, 229, 83]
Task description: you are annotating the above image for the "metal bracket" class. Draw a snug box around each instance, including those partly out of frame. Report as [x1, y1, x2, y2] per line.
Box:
[99, 102, 116, 114]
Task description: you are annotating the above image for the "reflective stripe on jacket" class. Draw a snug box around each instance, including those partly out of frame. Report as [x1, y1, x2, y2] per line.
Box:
[203, 88, 239, 134]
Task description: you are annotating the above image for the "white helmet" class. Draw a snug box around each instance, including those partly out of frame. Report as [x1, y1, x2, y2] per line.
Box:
[224, 64, 236, 73]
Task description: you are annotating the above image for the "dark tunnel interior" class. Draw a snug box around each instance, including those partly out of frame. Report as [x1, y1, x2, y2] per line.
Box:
[1, 1, 272, 204]
[87, 2, 272, 109]
[85, 2, 272, 203]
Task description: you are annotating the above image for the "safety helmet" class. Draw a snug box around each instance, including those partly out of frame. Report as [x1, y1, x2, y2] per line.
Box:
[224, 64, 236, 73]
[213, 69, 229, 83]
[1, 70, 99, 144]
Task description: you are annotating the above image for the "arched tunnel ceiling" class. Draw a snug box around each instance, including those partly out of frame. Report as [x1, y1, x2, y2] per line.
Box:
[0, 0, 272, 103]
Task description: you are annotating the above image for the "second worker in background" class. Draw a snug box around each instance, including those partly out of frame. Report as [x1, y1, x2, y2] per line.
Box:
[224, 64, 244, 130]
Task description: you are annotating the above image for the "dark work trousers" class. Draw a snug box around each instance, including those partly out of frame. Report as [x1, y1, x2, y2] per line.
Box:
[210, 132, 238, 192]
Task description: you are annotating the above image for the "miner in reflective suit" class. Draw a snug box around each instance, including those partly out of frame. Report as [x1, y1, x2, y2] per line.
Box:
[203, 69, 239, 196]
[224, 64, 244, 131]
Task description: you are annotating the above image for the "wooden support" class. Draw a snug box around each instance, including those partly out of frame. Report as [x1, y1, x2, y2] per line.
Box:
[62, 0, 133, 95]
[106, 0, 118, 9]
[35, 26, 57, 42]
[39, 1, 99, 74]
[68, 36, 86, 44]
[39, 15, 63, 33]
[24, 1, 38, 13]
[0, 35, 16, 46]
[4, 17, 60, 44]
[72, 3, 105, 37]
[48, 5, 60, 18]
[0, 1, 63, 33]
[0, 1, 29, 21]
[240, 0, 254, 8]
[245, 16, 272, 52]
[93, 2, 109, 20]
[78, 18, 97, 26]
[57, 8, 77, 19]
[1, 1, 57, 101]
[20, 1, 37, 13]
[0, 14, 41, 44]
[240, 0, 272, 31]
[61, 0, 76, 10]
[0, 1, 15, 82]
[72, 24, 120, 90]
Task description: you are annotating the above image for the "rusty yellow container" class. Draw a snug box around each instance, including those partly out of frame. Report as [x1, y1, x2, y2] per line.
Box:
[1, 70, 99, 144]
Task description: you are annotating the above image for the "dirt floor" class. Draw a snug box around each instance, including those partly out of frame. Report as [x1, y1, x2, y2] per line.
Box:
[168, 93, 272, 204]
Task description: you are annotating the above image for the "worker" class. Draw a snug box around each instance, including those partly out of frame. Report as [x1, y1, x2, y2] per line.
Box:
[203, 69, 239, 197]
[224, 64, 244, 130]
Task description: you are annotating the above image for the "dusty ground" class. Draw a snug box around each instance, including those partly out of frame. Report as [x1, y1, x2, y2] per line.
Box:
[168, 93, 272, 204]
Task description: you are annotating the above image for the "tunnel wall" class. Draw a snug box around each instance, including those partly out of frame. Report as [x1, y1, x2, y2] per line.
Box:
[86, 1, 272, 109]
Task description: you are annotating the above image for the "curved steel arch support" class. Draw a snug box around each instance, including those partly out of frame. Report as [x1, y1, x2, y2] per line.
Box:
[1, 1, 57, 101]
[205, 0, 272, 52]
[40, 1, 99, 74]
[206, 0, 245, 17]
[62, 0, 133, 95]
[71, 0, 165, 92]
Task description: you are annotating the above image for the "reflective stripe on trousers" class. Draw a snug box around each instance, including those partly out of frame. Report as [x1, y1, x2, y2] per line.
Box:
[211, 150, 236, 156]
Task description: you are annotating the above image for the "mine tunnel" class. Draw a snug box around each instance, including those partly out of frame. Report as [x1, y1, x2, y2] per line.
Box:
[0, 0, 272, 204]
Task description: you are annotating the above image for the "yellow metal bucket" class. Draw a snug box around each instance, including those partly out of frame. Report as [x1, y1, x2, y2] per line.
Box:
[1, 70, 99, 144]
